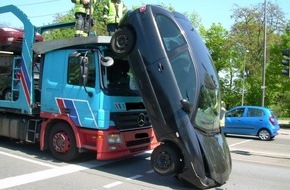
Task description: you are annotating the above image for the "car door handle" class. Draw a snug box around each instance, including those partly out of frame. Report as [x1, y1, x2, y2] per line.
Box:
[158, 63, 164, 72]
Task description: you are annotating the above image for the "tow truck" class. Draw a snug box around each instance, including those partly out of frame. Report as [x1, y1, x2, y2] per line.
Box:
[0, 4, 158, 162]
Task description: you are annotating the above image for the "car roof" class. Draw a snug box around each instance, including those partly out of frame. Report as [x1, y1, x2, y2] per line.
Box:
[229, 105, 271, 110]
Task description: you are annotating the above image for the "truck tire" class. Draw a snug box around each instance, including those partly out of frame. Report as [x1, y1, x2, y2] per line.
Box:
[48, 123, 79, 162]
[151, 144, 181, 176]
[110, 27, 135, 57]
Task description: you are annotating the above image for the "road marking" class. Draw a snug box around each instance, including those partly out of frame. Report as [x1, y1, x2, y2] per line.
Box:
[231, 148, 290, 158]
[145, 170, 154, 174]
[0, 160, 100, 189]
[103, 174, 144, 188]
[103, 181, 123, 188]
[233, 157, 290, 168]
[0, 150, 58, 168]
[229, 140, 252, 148]
[126, 174, 143, 180]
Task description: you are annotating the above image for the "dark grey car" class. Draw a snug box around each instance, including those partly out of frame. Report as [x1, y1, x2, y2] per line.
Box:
[111, 5, 231, 189]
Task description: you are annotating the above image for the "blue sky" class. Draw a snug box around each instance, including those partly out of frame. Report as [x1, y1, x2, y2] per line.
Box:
[0, 0, 289, 29]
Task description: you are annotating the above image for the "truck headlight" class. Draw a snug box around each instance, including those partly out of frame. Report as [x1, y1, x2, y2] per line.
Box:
[107, 134, 121, 144]
[7, 37, 14, 42]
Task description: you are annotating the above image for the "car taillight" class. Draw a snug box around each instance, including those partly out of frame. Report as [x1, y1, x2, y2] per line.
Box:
[269, 116, 275, 125]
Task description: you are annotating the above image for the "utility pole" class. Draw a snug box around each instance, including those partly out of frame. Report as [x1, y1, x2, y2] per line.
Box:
[242, 50, 249, 106]
[261, 0, 267, 107]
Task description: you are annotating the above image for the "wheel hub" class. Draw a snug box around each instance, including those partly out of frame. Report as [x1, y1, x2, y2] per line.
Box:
[156, 152, 171, 169]
[116, 34, 128, 49]
[52, 132, 70, 153]
[259, 130, 269, 140]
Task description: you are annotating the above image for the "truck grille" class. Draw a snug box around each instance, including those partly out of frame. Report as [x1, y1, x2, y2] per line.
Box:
[110, 111, 151, 131]
[126, 138, 151, 147]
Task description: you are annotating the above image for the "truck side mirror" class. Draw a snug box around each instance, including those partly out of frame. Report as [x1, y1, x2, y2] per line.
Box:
[100, 56, 114, 67]
[80, 56, 93, 97]
[80, 56, 88, 85]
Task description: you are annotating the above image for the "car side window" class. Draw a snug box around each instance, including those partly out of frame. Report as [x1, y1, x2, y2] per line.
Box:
[226, 108, 245, 117]
[247, 108, 264, 117]
[155, 14, 186, 52]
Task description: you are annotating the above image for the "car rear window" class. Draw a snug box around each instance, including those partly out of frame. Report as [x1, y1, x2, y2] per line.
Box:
[270, 110, 277, 118]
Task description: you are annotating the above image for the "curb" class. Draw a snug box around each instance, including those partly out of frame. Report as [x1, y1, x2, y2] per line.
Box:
[279, 129, 290, 135]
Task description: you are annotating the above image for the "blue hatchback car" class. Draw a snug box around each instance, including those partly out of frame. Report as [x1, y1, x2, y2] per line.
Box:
[222, 106, 280, 140]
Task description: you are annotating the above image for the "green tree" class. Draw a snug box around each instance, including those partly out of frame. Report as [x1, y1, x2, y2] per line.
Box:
[268, 21, 290, 116]
[228, 1, 285, 109]
[43, 0, 108, 40]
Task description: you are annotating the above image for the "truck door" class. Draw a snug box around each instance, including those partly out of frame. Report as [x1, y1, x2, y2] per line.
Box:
[60, 51, 100, 129]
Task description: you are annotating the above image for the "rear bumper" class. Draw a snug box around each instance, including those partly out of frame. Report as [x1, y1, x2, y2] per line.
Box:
[271, 125, 280, 137]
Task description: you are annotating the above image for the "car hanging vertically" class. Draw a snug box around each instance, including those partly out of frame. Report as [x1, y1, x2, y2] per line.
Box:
[111, 5, 232, 189]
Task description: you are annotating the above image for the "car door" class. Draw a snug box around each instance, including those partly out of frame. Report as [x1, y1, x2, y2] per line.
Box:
[225, 107, 246, 134]
[245, 108, 265, 135]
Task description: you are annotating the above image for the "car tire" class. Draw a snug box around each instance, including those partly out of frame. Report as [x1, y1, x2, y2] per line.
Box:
[258, 129, 271, 141]
[110, 27, 135, 57]
[151, 144, 181, 176]
[48, 122, 79, 162]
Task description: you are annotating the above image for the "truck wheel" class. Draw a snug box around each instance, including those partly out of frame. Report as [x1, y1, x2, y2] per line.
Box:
[110, 27, 135, 57]
[151, 144, 181, 176]
[48, 123, 79, 162]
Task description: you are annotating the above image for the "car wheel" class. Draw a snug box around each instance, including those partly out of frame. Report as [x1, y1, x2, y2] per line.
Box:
[48, 123, 79, 162]
[151, 144, 181, 176]
[258, 129, 271, 141]
[110, 27, 135, 57]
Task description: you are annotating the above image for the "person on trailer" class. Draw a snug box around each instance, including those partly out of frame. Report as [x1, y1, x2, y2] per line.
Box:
[103, 0, 127, 36]
[71, 0, 96, 37]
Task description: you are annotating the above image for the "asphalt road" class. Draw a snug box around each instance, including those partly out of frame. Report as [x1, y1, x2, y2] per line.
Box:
[0, 129, 290, 190]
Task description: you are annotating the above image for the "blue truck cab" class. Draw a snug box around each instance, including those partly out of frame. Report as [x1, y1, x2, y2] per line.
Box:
[0, 5, 158, 162]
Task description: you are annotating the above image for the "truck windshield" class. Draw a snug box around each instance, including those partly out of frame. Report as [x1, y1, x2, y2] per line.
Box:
[101, 56, 139, 96]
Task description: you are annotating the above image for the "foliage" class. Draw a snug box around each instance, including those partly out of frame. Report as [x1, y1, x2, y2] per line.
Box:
[42, 10, 75, 40]
[220, 1, 287, 113]
[42, 0, 108, 40]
